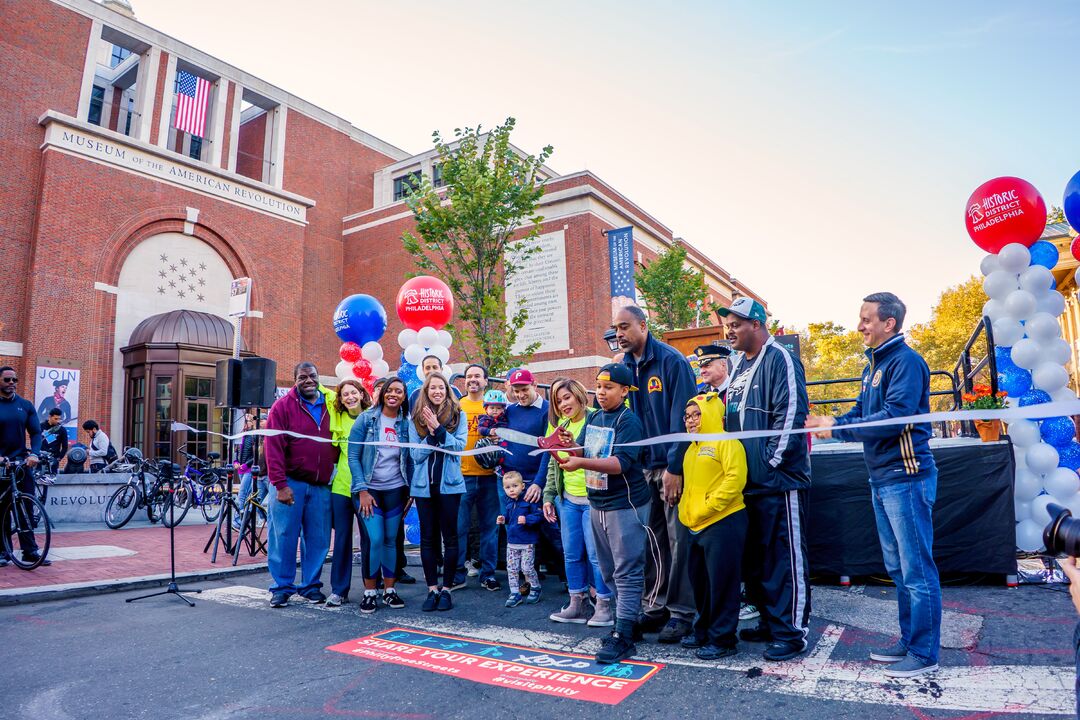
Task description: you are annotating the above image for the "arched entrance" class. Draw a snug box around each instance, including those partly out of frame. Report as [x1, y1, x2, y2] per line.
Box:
[120, 309, 251, 460]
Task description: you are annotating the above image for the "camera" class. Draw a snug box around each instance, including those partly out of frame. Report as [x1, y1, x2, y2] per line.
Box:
[1043, 503, 1080, 556]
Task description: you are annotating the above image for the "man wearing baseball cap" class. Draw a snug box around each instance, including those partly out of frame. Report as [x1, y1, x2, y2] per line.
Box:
[717, 296, 812, 662]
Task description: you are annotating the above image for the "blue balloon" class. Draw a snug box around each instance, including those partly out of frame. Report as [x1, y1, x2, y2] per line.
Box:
[1028, 240, 1060, 271]
[1041, 416, 1077, 447]
[403, 505, 421, 545]
[994, 346, 1016, 372]
[1058, 440, 1080, 473]
[1065, 170, 1080, 232]
[998, 367, 1031, 398]
[1019, 389, 1052, 406]
[333, 294, 387, 345]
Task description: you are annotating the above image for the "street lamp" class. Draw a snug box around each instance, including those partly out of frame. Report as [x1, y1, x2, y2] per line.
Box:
[603, 328, 620, 353]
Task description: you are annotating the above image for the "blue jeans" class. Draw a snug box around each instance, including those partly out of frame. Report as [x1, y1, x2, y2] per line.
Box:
[558, 497, 611, 598]
[234, 471, 268, 529]
[456, 474, 500, 579]
[871, 473, 942, 665]
[267, 479, 331, 596]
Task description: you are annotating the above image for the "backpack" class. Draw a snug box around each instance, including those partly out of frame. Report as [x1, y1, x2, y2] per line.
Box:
[104, 443, 119, 465]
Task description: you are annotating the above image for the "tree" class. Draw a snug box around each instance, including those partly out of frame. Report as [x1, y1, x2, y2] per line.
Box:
[634, 242, 709, 335]
[908, 275, 987, 408]
[402, 118, 553, 374]
[1049, 205, 1067, 225]
[800, 321, 866, 414]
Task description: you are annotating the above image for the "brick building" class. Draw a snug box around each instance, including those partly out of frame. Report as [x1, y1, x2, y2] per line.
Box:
[2, 0, 766, 458]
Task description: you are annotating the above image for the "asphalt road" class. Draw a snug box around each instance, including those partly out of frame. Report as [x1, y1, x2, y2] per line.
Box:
[1, 564, 1077, 720]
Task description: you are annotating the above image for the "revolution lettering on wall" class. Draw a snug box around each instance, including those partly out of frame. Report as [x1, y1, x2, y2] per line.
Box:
[327, 628, 661, 704]
[504, 229, 571, 354]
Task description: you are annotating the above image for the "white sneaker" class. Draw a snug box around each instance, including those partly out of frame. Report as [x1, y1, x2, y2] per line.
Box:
[325, 593, 345, 607]
[739, 602, 760, 621]
[465, 559, 480, 577]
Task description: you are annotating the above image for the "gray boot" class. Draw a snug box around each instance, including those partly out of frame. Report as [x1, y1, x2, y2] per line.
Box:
[549, 592, 589, 624]
[587, 596, 615, 627]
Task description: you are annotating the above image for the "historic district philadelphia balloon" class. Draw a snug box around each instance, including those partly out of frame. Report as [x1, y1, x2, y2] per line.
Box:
[965, 176, 1047, 253]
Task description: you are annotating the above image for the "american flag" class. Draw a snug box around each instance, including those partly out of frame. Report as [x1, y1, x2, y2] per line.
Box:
[174, 70, 211, 138]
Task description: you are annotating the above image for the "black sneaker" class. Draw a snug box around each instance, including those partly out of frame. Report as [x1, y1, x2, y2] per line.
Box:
[480, 576, 501, 592]
[739, 625, 772, 643]
[637, 610, 670, 634]
[437, 589, 453, 611]
[422, 590, 439, 612]
[383, 590, 405, 609]
[398, 570, 417, 585]
[359, 593, 378, 614]
[269, 591, 291, 608]
[697, 644, 738, 660]
[763, 640, 807, 662]
[301, 590, 327, 604]
[596, 632, 636, 664]
[658, 619, 692, 644]
[22, 553, 51, 567]
[681, 635, 705, 649]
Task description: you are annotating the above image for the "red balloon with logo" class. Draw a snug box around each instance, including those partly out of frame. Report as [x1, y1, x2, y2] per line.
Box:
[396, 276, 454, 330]
[964, 177, 1047, 253]
[339, 342, 362, 363]
[352, 359, 372, 380]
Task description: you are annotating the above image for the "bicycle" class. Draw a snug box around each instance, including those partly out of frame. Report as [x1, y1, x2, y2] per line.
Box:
[177, 446, 226, 523]
[0, 457, 52, 570]
[29, 449, 57, 529]
[103, 448, 177, 529]
[232, 464, 267, 562]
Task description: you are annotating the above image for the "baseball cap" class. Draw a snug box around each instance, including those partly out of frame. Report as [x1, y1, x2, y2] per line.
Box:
[507, 368, 535, 386]
[716, 297, 768, 324]
[596, 363, 638, 390]
[694, 343, 732, 365]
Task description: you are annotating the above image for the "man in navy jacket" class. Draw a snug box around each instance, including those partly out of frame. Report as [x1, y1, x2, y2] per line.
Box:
[615, 305, 698, 642]
[808, 292, 940, 679]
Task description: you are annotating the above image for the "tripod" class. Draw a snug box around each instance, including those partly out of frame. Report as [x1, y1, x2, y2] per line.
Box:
[127, 463, 201, 607]
[204, 467, 238, 563]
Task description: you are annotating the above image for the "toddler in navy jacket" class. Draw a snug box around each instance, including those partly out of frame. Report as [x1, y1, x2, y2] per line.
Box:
[497, 471, 543, 607]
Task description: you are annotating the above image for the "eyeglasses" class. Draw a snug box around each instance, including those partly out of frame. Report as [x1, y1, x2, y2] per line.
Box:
[0, 377, 17, 384]
[683, 412, 700, 422]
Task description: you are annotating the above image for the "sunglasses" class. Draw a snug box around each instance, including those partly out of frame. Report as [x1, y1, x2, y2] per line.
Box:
[0, 377, 17, 384]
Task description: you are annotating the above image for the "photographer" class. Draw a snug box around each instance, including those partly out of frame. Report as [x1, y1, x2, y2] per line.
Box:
[1057, 557, 1080, 716]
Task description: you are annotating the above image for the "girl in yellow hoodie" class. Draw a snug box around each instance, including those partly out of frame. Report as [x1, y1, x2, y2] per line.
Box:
[679, 392, 748, 660]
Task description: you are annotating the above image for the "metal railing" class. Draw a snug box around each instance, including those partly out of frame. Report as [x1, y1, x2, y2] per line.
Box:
[807, 370, 961, 438]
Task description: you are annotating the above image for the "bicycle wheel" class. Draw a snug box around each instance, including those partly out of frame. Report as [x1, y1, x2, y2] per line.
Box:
[3, 495, 51, 570]
[163, 480, 192, 527]
[105, 483, 141, 529]
[146, 484, 169, 524]
[200, 484, 224, 523]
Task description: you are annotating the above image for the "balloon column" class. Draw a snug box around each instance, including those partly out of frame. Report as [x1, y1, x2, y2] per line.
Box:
[332, 294, 390, 393]
[395, 276, 455, 396]
[971, 176, 1079, 551]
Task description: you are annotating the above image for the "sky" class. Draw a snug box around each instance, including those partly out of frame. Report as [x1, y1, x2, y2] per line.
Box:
[132, 0, 1080, 330]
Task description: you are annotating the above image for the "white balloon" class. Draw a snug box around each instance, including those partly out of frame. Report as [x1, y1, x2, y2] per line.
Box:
[1067, 492, 1080, 517]
[1016, 519, 1045, 552]
[1027, 442, 1061, 474]
[1015, 499, 1032, 523]
[1009, 338, 1043, 370]
[372, 359, 390, 378]
[1045, 337, 1072, 366]
[1014, 467, 1043, 500]
[403, 343, 425, 365]
[416, 365, 427, 383]
[417, 326, 439, 348]
[1075, 266, 1080, 288]
[398, 329, 418, 349]
[1031, 494, 1057, 525]
[991, 316, 1025, 346]
[980, 254, 1002, 276]
[1052, 386, 1078, 403]
[1003, 290, 1037, 320]
[999, 243, 1032, 273]
[334, 359, 352, 381]
[983, 271, 1019, 300]
[431, 344, 450, 365]
[1008, 418, 1043, 447]
[1036, 290, 1066, 317]
[361, 341, 384, 362]
[1025, 312, 1062, 343]
[982, 298, 1006, 322]
[1033, 362, 1069, 393]
[1045, 467, 1080, 501]
[436, 330, 453, 349]
[1019, 265, 1054, 294]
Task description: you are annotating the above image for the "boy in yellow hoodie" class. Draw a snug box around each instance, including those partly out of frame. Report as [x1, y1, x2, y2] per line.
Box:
[678, 392, 748, 659]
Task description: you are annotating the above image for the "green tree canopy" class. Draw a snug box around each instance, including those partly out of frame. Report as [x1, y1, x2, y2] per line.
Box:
[634, 242, 709, 335]
[800, 321, 866, 413]
[402, 118, 553, 374]
[908, 275, 987, 408]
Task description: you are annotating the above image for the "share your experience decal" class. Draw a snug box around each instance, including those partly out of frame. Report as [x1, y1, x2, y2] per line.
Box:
[327, 628, 662, 704]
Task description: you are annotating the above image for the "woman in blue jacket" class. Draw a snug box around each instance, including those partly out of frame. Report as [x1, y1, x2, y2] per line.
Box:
[347, 377, 412, 613]
[409, 373, 467, 612]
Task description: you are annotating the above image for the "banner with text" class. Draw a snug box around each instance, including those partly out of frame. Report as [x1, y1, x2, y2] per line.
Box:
[327, 628, 661, 704]
[608, 226, 636, 316]
[34, 366, 80, 440]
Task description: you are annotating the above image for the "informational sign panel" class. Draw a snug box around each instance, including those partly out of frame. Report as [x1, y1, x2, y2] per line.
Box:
[34, 365, 80, 440]
[607, 226, 637, 315]
[229, 277, 252, 317]
[505, 230, 570, 354]
[327, 628, 661, 705]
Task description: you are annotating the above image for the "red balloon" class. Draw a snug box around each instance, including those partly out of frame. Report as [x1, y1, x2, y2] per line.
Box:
[1071, 235, 1080, 263]
[339, 342, 362, 363]
[362, 377, 375, 394]
[964, 176, 1046, 253]
[352, 359, 372, 379]
[396, 276, 454, 331]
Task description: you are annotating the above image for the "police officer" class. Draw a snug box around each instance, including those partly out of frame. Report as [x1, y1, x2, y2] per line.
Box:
[694, 344, 733, 398]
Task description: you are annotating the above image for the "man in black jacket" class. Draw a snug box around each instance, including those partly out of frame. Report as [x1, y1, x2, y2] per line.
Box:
[615, 305, 698, 643]
[718, 298, 811, 662]
[0, 366, 49, 566]
[41, 408, 68, 472]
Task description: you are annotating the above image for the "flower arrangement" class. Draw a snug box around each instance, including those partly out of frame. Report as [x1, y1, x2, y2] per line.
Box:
[962, 384, 1008, 410]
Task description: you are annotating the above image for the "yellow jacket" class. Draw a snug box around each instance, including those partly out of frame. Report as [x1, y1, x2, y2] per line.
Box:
[679, 393, 747, 533]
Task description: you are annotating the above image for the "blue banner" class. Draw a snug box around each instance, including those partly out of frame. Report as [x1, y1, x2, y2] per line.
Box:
[607, 226, 636, 306]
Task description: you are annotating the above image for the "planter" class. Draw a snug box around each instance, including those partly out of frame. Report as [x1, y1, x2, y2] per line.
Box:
[976, 420, 1002, 443]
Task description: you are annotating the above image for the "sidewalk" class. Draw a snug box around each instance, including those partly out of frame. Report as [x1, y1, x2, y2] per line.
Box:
[0, 520, 269, 604]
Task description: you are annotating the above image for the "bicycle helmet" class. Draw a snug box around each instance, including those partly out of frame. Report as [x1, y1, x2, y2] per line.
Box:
[483, 390, 507, 407]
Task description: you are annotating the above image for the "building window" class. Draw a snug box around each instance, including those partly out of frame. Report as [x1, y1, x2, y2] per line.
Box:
[393, 171, 422, 201]
[88, 85, 105, 126]
[154, 377, 173, 460]
[184, 376, 220, 459]
[433, 164, 444, 188]
[110, 44, 132, 68]
[127, 376, 145, 455]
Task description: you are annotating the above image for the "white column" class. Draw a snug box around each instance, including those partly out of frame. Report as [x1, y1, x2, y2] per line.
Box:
[227, 84, 242, 173]
[208, 78, 229, 166]
[268, 105, 287, 188]
[133, 46, 160, 143]
[155, 53, 178, 148]
[75, 19, 102, 121]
